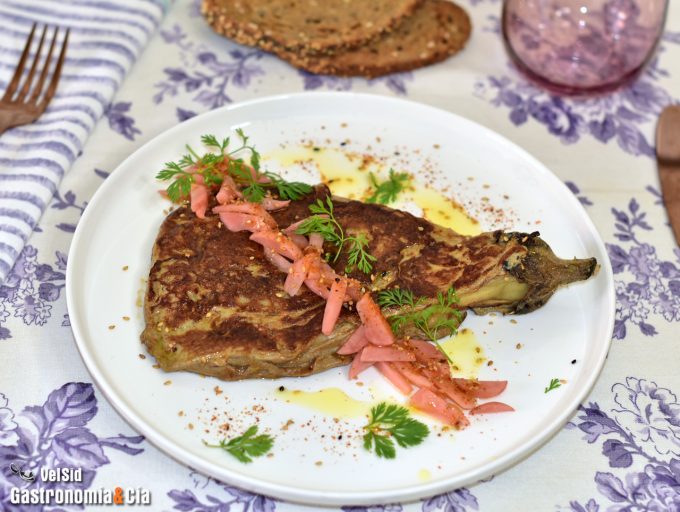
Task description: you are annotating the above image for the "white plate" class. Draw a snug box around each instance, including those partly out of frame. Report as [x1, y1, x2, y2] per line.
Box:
[66, 92, 614, 506]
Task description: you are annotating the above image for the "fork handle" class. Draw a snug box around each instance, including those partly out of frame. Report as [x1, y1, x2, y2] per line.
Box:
[0, 120, 14, 136]
[0, 110, 35, 136]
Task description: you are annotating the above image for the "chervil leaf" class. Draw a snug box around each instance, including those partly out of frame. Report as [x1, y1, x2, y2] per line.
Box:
[295, 209, 341, 245]
[157, 131, 311, 204]
[544, 378, 562, 394]
[168, 179, 189, 203]
[362, 402, 428, 459]
[250, 150, 260, 171]
[178, 153, 195, 168]
[202, 168, 223, 187]
[373, 433, 397, 459]
[204, 425, 274, 464]
[235, 127, 248, 145]
[363, 431, 395, 459]
[366, 169, 410, 204]
[438, 287, 460, 308]
[156, 161, 194, 203]
[200, 134, 229, 153]
[371, 402, 409, 424]
[242, 183, 266, 203]
[379, 287, 463, 364]
[156, 161, 190, 180]
[295, 197, 375, 273]
[264, 172, 313, 201]
[201, 134, 220, 149]
[377, 288, 419, 309]
[384, 286, 463, 340]
[346, 233, 376, 274]
[310, 196, 334, 216]
[390, 418, 429, 448]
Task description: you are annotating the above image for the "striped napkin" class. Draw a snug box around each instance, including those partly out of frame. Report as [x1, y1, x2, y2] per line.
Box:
[0, 0, 166, 283]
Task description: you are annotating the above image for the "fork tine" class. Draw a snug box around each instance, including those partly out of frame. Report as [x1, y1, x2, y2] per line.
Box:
[16, 25, 47, 102]
[3, 23, 37, 101]
[29, 27, 58, 105]
[39, 28, 69, 111]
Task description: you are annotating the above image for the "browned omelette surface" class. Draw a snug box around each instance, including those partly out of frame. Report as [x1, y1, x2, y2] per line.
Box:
[142, 185, 596, 380]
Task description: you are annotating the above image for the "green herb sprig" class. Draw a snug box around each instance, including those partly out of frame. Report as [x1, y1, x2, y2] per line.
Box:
[375, 287, 422, 310]
[413, 287, 464, 341]
[377, 287, 464, 340]
[295, 197, 376, 274]
[156, 129, 312, 203]
[377, 287, 464, 363]
[203, 425, 274, 463]
[544, 378, 562, 394]
[363, 402, 429, 459]
[366, 169, 410, 204]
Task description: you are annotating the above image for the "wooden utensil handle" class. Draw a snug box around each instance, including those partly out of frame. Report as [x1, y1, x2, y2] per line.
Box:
[0, 108, 41, 136]
[659, 163, 680, 245]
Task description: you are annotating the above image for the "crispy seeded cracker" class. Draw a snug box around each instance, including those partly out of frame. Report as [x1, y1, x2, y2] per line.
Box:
[277, 0, 472, 78]
[202, 0, 422, 54]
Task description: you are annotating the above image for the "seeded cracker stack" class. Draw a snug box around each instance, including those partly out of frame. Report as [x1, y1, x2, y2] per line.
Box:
[202, 0, 472, 78]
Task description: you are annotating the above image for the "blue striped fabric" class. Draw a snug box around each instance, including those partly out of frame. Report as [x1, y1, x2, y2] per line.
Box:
[0, 0, 166, 282]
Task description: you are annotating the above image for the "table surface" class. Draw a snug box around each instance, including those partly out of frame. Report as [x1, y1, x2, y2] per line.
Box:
[1, 1, 679, 511]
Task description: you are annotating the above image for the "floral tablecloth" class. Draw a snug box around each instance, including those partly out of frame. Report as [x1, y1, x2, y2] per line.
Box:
[1, 1, 679, 510]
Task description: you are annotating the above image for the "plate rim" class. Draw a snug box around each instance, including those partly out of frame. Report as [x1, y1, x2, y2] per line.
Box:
[66, 91, 615, 506]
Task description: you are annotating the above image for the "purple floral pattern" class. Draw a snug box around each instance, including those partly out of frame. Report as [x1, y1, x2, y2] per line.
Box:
[565, 181, 594, 206]
[94, 169, 110, 180]
[606, 194, 680, 339]
[0, 394, 19, 447]
[481, 14, 501, 35]
[0, 0, 677, 508]
[474, 34, 680, 157]
[177, 107, 198, 122]
[188, 0, 201, 17]
[51, 190, 87, 234]
[155, 25, 265, 110]
[156, 23, 413, 115]
[342, 506, 403, 512]
[104, 102, 142, 141]
[300, 70, 413, 96]
[168, 472, 276, 512]
[612, 379, 680, 463]
[564, 377, 680, 511]
[422, 489, 479, 512]
[167, 478, 480, 512]
[0, 246, 65, 340]
[0, 383, 144, 511]
[50, 168, 107, 234]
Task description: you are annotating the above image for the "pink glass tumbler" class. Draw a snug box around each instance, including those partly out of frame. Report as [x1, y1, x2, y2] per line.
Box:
[502, 0, 669, 94]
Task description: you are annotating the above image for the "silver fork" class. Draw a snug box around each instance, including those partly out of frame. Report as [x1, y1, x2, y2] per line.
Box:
[0, 23, 70, 135]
